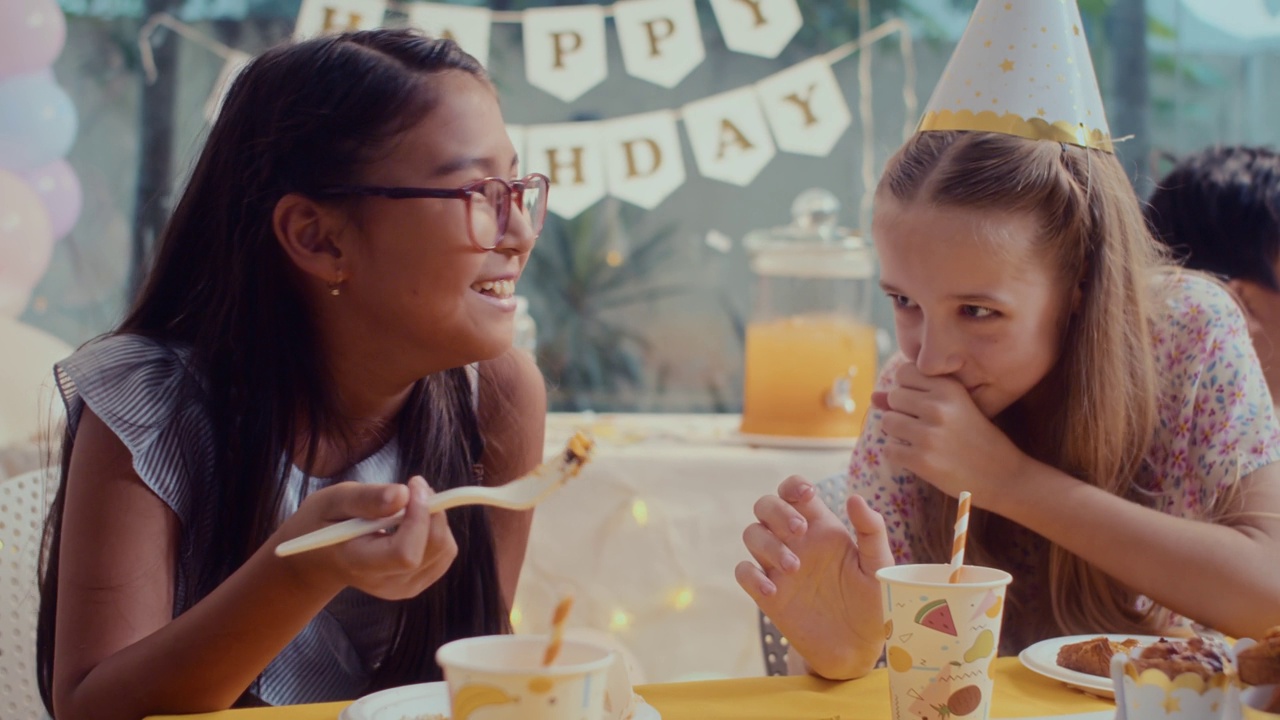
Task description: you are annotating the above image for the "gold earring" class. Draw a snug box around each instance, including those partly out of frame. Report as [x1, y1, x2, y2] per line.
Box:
[328, 272, 344, 296]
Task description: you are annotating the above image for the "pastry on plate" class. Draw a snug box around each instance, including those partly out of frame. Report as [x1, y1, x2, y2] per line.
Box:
[1129, 637, 1229, 681]
[1056, 636, 1143, 677]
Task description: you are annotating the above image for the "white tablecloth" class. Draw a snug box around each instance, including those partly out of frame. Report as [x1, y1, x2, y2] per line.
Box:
[511, 413, 852, 683]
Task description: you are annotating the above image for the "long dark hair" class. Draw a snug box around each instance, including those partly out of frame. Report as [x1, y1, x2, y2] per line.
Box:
[37, 29, 510, 711]
[1146, 145, 1280, 291]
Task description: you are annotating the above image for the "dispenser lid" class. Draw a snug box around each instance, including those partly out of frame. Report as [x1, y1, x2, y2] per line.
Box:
[744, 188, 875, 279]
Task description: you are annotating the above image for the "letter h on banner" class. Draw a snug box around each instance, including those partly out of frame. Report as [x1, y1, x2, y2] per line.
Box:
[295, 0, 388, 38]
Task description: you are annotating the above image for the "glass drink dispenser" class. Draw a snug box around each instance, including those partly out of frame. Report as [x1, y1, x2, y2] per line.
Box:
[740, 189, 878, 442]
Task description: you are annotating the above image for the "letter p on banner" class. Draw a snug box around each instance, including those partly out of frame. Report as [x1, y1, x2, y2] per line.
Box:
[523, 6, 608, 102]
[613, 0, 705, 88]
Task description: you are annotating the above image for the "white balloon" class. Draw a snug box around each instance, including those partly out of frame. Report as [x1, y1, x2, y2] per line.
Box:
[0, 317, 70, 448]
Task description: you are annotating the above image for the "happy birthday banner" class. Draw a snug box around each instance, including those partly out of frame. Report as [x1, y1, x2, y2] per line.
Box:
[141, 2, 916, 220]
[297, 0, 803, 100]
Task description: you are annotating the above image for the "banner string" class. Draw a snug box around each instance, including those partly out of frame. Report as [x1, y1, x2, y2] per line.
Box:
[139, 12, 237, 84]
[134, 0, 917, 227]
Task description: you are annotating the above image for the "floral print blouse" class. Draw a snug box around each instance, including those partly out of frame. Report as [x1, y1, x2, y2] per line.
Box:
[847, 272, 1280, 647]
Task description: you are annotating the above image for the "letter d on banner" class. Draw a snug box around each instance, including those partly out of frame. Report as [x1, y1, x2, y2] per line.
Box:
[523, 6, 608, 102]
[602, 111, 686, 209]
[294, 0, 387, 38]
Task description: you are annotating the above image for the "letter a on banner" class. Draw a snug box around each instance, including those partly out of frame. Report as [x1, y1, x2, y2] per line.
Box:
[523, 6, 608, 102]
[707, 0, 802, 58]
[525, 123, 608, 219]
[613, 0, 704, 88]
[295, 0, 387, 38]
[682, 87, 776, 186]
[755, 58, 851, 155]
[602, 110, 686, 209]
[405, 3, 493, 69]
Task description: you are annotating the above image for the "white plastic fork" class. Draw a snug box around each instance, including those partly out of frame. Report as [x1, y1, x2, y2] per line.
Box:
[274, 432, 594, 558]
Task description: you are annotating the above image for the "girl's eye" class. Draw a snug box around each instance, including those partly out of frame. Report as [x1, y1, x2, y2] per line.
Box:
[888, 294, 918, 309]
[961, 305, 996, 319]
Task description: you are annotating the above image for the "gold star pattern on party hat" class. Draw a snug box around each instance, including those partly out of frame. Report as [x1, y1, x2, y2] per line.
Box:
[917, 0, 1113, 153]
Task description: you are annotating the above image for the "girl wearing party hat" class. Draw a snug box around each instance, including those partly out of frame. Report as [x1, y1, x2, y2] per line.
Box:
[738, 0, 1280, 680]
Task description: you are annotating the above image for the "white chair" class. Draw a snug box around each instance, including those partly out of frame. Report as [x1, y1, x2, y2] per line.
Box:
[0, 466, 57, 720]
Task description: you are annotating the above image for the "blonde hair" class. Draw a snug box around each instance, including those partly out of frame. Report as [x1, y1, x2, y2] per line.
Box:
[878, 131, 1173, 649]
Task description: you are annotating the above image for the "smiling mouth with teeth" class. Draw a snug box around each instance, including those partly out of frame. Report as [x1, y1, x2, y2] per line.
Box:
[472, 279, 516, 299]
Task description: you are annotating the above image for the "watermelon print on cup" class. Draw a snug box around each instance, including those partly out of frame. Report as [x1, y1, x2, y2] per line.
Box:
[876, 564, 1013, 720]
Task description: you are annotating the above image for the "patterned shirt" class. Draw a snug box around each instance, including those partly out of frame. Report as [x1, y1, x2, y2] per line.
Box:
[848, 273, 1280, 647]
[55, 333, 478, 704]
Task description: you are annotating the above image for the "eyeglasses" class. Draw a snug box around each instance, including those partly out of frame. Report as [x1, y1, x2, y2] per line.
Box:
[313, 173, 550, 251]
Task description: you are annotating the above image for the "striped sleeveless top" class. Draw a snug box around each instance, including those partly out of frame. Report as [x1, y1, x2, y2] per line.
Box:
[55, 333, 479, 704]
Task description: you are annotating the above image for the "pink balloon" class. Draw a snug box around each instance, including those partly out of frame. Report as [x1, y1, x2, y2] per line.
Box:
[0, 170, 54, 315]
[19, 159, 81, 240]
[0, 0, 66, 79]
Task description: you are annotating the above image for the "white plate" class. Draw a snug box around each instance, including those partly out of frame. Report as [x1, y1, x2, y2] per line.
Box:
[339, 681, 661, 720]
[728, 430, 858, 450]
[1019, 634, 1167, 699]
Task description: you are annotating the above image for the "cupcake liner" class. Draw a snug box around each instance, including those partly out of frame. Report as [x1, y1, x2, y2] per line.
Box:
[1111, 642, 1240, 720]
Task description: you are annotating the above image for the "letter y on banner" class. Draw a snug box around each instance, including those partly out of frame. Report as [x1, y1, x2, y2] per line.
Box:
[755, 58, 851, 155]
[707, 0, 802, 58]
[405, 3, 493, 69]
[523, 6, 608, 102]
[295, 0, 387, 38]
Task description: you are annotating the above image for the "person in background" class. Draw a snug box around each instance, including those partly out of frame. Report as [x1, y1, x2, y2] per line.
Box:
[1146, 145, 1280, 409]
[37, 29, 549, 719]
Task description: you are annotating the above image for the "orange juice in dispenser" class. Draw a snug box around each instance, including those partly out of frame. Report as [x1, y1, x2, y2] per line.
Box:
[740, 189, 878, 442]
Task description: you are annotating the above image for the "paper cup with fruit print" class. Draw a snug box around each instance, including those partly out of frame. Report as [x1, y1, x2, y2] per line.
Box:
[876, 564, 1013, 720]
[436, 635, 614, 720]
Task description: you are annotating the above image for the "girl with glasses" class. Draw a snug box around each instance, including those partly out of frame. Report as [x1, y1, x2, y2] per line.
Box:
[38, 29, 548, 718]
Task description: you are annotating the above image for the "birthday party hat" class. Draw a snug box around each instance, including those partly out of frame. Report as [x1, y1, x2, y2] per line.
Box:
[917, 0, 1112, 152]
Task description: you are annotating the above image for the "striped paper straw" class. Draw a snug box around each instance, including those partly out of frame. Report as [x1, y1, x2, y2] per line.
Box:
[949, 491, 971, 583]
[542, 596, 575, 666]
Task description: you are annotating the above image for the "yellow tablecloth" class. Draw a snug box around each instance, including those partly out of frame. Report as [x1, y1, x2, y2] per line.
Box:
[148, 657, 1114, 720]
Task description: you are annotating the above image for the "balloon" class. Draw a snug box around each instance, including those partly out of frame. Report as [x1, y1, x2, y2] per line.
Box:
[0, 316, 72, 448]
[0, 73, 77, 172]
[19, 159, 81, 240]
[0, 0, 66, 79]
[0, 169, 54, 317]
